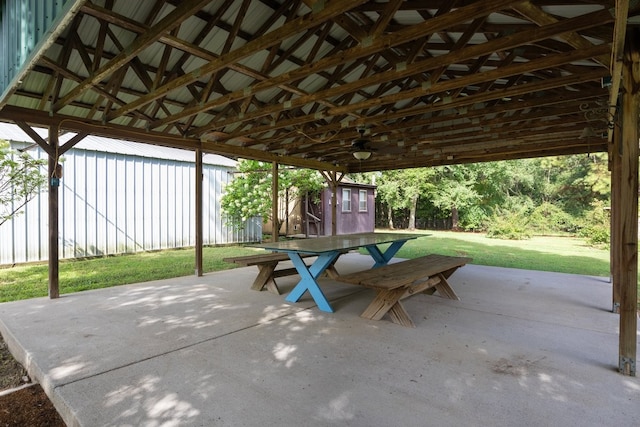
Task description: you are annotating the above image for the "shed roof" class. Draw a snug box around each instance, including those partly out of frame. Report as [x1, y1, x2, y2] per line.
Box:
[0, 1, 637, 173]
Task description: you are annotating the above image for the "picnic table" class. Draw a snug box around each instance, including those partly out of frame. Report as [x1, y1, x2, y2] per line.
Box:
[249, 232, 419, 313]
[223, 252, 340, 295]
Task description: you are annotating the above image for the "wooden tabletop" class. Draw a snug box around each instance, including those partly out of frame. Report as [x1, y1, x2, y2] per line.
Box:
[249, 232, 419, 254]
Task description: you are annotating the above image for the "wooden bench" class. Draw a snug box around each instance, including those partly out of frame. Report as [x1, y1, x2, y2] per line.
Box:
[335, 254, 472, 327]
[223, 252, 342, 295]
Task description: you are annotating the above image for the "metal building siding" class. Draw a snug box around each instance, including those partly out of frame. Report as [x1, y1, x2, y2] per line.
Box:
[0, 0, 79, 101]
[0, 144, 261, 265]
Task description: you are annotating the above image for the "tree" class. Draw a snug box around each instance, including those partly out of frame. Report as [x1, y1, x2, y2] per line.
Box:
[375, 169, 435, 229]
[430, 165, 481, 230]
[0, 141, 47, 226]
[220, 160, 324, 233]
[400, 168, 436, 229]
[375, 170, 403, 229]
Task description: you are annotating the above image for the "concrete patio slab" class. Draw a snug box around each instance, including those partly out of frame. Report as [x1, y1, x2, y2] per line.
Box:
[0, 253, 638, 426]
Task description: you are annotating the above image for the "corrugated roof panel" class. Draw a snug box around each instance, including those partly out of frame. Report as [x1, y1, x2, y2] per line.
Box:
[180, 54, 209, 77]
[197, 26, 226, 57]
[219, 67, 255, 93]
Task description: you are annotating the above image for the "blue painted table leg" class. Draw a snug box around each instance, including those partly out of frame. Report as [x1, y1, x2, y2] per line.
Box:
[366, 240, 407, 268]
[285, 252, 340, 313]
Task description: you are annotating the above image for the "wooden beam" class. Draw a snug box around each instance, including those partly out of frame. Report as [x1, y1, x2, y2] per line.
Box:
[607, 0, 629, 144]
[618, 28, 639, 376]
[511, 2, 611, 68]
[200, 8, 613, 137]
[178, 0, 524, 135]
[370, 69, 610, 125]
[48, 125, 60, 299]
[611, 125, 622, 313]
[59, 133, 88, 155]
[195, 149, 203, 276]
[14, 121, 54, 157]
[349, 143, 609, 173]
[106, 0, 369, 122]
[39, 56, 152, 123]
[326, 43, 611, 117]
[319, 170, 344, 235]
[272, 162, 279, 242]
[52, 0, 213, 112]
[0, 106, 345, 173]
[256, 92, 605, 154]
[79, 0, 319, 113]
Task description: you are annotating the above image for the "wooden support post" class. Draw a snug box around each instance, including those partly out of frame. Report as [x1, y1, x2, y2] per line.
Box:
[611, 124, 622, 313]
[48, 125, 60, 299]
[330, 171, 338, 236]
[195, 149, 203, 276]
[272, 162, 278, 242]
[319, 170, 345, 237]
[618, 29, 639, 376]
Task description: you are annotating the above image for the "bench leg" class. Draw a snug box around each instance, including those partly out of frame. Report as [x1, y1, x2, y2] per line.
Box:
[433, 273, 460, 300]
[416, 268, 460, 300]
[252, 263, 280, 294]
[361, 288, 408, 322]
[387, 302, 415, 327]
[323, 263, 340, 279]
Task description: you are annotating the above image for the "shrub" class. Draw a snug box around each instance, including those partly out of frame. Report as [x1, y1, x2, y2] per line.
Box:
[459, 205, 489, 231]
[529, 202, 578, 234]
[578, 200, 610, 248]
[486, 208, 532, 240]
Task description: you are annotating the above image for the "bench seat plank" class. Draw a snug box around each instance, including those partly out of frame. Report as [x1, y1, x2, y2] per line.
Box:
[336, 254, 471, 327]
[223, 252, 313, 266]
[337, 254, 471, 290]
[223, 252, 342, 295]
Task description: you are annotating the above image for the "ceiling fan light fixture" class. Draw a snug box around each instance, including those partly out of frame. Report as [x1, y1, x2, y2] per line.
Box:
[351, 135, 372, 160]
[353, 150, 371, 160]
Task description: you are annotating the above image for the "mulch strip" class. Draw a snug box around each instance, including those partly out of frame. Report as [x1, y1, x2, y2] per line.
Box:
[0, 384, 66, 426]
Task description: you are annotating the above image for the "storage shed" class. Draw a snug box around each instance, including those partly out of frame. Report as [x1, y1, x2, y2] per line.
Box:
[317, 180, 375, 236]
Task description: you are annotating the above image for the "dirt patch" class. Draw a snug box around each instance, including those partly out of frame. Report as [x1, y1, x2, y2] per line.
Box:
[0, 336, 28, 391]
[0, 333, 66, 426]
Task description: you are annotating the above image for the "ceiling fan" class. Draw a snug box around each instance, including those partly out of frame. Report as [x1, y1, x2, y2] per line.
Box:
[348, 126, 406, 160]
[351, 127, 374, 160]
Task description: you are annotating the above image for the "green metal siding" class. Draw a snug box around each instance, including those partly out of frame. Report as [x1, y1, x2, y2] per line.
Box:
[0, 0, 78, 104]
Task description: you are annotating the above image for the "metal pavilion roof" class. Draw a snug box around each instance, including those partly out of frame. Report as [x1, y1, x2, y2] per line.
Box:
[0, 0, 637, 174]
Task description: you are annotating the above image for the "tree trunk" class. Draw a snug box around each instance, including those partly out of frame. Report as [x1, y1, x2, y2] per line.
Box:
[408, 194, 418, 230]
[387, 203, 394, 229]
[451, 206, 459, 231]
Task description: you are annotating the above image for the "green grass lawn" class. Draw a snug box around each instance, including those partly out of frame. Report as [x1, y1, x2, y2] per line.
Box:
[388, 230, 610, 277]
[0, 246, 262, 302]
[0, 230, 615, 303]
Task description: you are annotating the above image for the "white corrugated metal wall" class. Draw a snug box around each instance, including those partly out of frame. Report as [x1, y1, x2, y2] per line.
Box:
[0, 140, 261, 265]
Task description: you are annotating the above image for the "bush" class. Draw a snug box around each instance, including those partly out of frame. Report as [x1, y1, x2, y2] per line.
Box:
[529, 202, 578, 234]
[578, 200, 610, 248]
[459, 205, 489, 231]
[486, 208, 532, 240]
